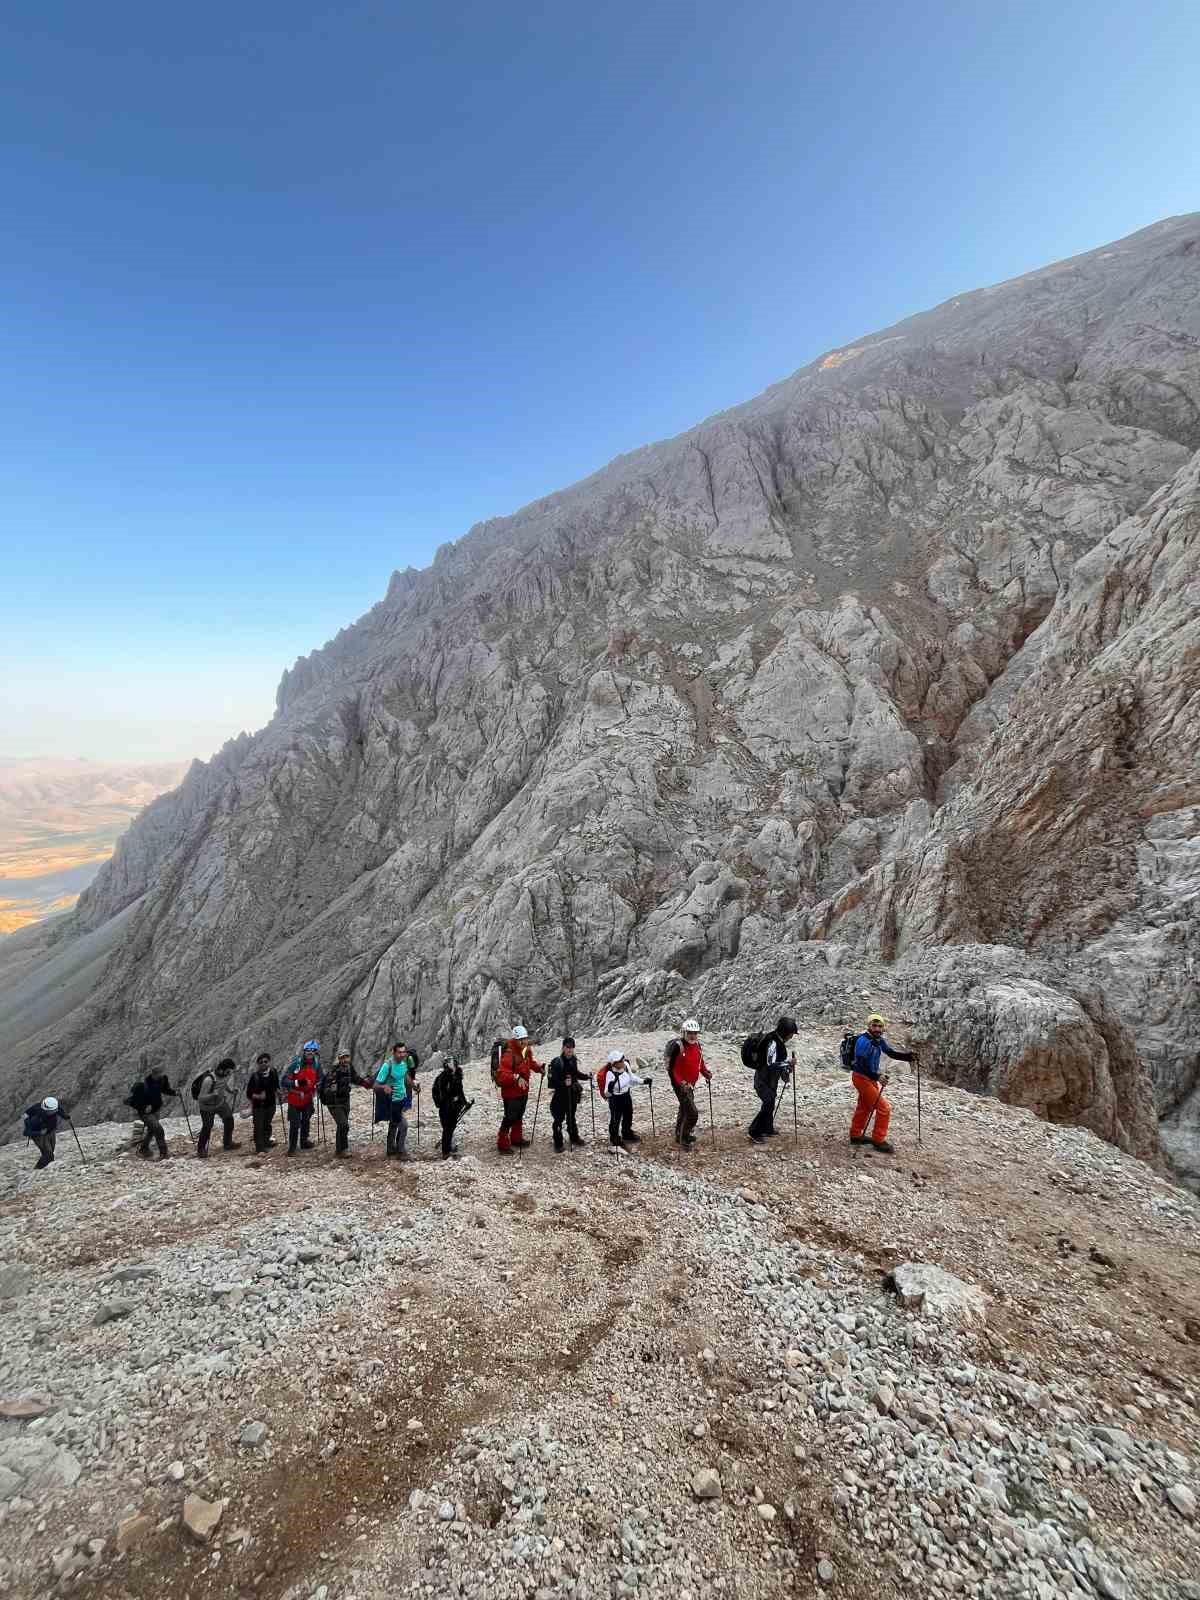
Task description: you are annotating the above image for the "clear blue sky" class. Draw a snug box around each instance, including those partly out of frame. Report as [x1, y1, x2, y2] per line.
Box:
[3, 0, 1197, 762]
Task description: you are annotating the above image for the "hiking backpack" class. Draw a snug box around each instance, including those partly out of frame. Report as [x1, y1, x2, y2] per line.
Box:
[489, 1040, 504, 1084]
[839, 1033, 863, 1070]
[190, 1070, 209, 1100]
[430, 1072, 447, 1110]
[22, 1108, 39, 1139]
[663, 1038, 682, 1080]
[740, 1033, 770, 1071]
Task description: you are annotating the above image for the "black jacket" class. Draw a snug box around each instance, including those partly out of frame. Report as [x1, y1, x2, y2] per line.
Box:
[128, 1076, 175, 1116]
[246, 1067, 280, 1106]
[431, 1065, 467, 1115]
[321, 1063, 370, 1108]
[25, 1102, 68, 1136]
[548, 1055, 590, 1095]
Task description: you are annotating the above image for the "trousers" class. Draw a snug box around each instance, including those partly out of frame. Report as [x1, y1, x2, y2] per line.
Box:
[850, 1072, 890, 1142]
[607, 1092, 633, 1145]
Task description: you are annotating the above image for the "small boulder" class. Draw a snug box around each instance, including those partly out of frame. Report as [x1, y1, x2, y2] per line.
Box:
[239, 1422, 268, 1448]
[94, 1301, 137, 1326]
[0, 1396, 56, 1421]
[1167, 1483, 1196, 1519]
[691, 1467, 722, 1501]
[182, 1494, 225, 1543]
[884, 1262, 988, 1325]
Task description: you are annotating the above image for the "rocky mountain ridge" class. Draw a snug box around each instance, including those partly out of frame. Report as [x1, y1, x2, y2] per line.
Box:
[1, 213, 1197, 1180]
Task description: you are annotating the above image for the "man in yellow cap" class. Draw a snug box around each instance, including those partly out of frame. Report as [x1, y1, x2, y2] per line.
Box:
[849, 1014, 915, 1154]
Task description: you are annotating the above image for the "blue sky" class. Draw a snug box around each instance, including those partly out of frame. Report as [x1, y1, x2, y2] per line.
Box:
[3, 0, 1197, 762]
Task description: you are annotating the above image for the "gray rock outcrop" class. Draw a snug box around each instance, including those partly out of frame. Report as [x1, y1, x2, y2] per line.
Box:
[2, 213, 1198, 1175]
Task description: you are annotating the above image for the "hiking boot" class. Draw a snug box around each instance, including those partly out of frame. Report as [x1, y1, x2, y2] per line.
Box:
[849, 1135, 871, 1146]
[158, 1150, 170, 1161]
[766, 1128, 780, 1137]
[496, 1145, 515, 1156]
[625, 1132, 641, 1144]
[287, 1149, 297, 1158]
[569, 1136, 586, 1147]
[34, 1156, 51, 1170]
[300, 1140, 315, 1150]
[223, 1142, 242, 1152]
[748, 1133, 767, 1146]
[335, 1150, 351, 1159]
[870, 1140, 896, 1155]
[512, 1138, 530, 1149]
[196, 1148, 210, 1159]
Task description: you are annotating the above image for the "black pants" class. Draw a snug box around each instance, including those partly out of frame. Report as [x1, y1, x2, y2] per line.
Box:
[550, 1086, 582, 1146]
[608, 1092, 633, 1145]
[749, 1069, 781, 1139]
[197, 1110, 235, 1155]
[329, 1102, 350, 1153]
[287, 1105, 310, 1152]
[34, 1131, 56, 1169]
[439, 1103, 460, 1156]
[300, 1106, 315, 1146]
[251, 1102, 276, 1152]
[139, 1111, 168, 1158]
[500, 1093, 528, 1138]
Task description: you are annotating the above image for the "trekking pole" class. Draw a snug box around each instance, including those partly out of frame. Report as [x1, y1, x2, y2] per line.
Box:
[528, 1073, 544, 1151]
[647, 1080, 656, 1139]
[65, 1116, 87, 1164]
[916, 1055, 923, 1146]
[589, 1079, 596, 1139]
[706, 1078, 716, 1149]
[792, 1062, 799, 1143]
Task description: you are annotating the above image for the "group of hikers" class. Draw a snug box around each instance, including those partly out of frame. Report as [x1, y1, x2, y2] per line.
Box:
[22, 1013, 918, 1172]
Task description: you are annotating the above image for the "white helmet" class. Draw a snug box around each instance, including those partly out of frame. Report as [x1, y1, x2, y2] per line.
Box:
[512, 1025, 528, 1040]
[606, 1049, 625, 1065]
[42, 1096, 59, 1114]
[682, 1018, 700, 1034]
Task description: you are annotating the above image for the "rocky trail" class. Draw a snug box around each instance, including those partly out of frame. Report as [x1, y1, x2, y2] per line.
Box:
[1, 1032, 1198, 1600]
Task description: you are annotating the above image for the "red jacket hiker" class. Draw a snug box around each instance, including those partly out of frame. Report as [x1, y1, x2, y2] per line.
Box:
[286, 1065, 318, 1109]
[496, 1035, 543, 1152]
[671, 1040, 710, 1088]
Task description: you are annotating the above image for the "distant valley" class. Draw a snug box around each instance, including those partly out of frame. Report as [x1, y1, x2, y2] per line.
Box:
[0, 758, 190, 932]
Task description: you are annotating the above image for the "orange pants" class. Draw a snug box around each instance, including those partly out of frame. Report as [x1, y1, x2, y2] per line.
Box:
[850, 1072, 890, 1143]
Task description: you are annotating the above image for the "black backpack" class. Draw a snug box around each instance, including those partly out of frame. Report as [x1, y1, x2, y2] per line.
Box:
[839, 1033, 862, 1070]
[489, 1040, 504, 1084]
[663, 1039, 682, 1079]
[431, 1071, 447, 1110]
[190, 1070, 208, 1100]
[740, 1034, 770, 1071]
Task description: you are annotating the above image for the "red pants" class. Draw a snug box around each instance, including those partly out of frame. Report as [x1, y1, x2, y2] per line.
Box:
[850, 1072, 890, 1143]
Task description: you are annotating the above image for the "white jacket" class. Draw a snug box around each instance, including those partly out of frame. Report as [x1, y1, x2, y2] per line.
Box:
[605, 1067, 644, 1098]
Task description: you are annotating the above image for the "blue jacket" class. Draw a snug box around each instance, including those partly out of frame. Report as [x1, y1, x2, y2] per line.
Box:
[853, 1033, 911, 1082]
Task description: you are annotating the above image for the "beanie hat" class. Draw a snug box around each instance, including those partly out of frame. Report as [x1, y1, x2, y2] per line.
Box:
[866, 1013, 888, 1027]
[562, 1036, 576, 1048]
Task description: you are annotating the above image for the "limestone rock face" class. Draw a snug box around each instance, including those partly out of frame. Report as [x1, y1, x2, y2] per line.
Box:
[902, 947, 1159, 1161]
[2, 214, 1198, 1176]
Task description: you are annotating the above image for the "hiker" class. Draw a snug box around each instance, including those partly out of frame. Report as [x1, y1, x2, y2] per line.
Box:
[126, 1069, 177, 1160]
[599, 1051, 649, 1149]
[748, 1015, 798, 1145]
[285, 1042, 322, 1148]
[664, 1018, 711, 1149]
[246, 1053, 280, 1153]
[547, 1037, 590, 1150]
[375, 1043, 414, 1159]
[849, 1014, 914, 1155]
[430, 1054, 471, 1159]
[283, 1052, 320, 1156]
[24, 1096, 70, 1170]
[322, 1051, 372, 1157]
[194, 1059, 241, 1158]
[495, 1026, 544, 1154]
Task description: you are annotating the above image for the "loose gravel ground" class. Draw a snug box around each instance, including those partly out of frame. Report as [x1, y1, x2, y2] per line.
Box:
[1, 1030, 1197, 1600]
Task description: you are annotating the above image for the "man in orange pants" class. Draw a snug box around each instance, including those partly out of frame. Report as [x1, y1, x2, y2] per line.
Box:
[850, 1014, 915, 1155]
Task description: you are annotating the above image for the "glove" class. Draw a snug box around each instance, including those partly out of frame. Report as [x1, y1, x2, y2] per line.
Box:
[643, 1075, 654, 1085]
